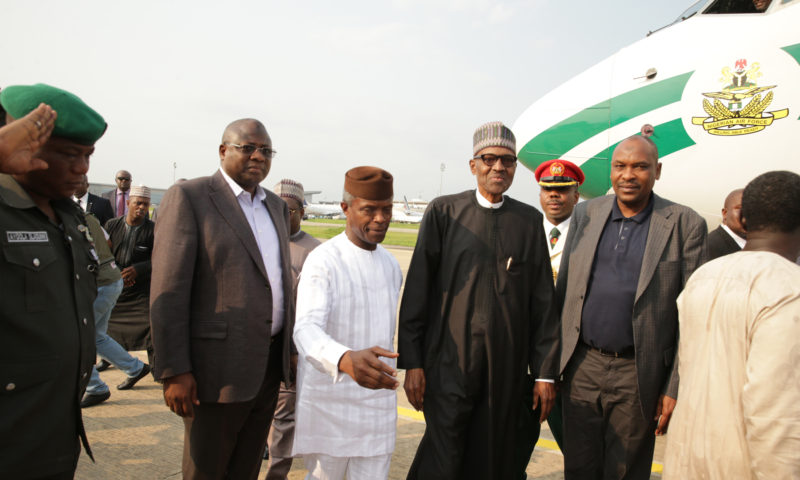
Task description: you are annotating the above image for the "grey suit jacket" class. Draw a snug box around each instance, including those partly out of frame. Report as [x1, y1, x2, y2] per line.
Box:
[100, 189, 120, 216]
[556, 194, 707, 418]
[149, 170, 295, 403]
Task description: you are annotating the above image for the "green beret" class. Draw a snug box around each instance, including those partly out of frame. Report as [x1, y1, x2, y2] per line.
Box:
[0, 83, 106, 145]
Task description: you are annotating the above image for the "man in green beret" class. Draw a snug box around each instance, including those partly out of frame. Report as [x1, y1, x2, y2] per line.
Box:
[0, 83, 107, 479]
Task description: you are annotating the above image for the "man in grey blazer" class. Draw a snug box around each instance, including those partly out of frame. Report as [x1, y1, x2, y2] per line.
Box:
[556, 135, 707, 479]
[150, 118, 294, 480]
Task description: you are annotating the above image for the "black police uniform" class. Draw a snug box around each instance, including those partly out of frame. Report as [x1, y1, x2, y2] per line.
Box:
[0, 174, 98, 478]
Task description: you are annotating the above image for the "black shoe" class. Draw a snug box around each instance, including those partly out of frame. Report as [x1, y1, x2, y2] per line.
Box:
[117, 364, 151, 390]
[96, 359, 111, 372]
[81, 391, 111, 408]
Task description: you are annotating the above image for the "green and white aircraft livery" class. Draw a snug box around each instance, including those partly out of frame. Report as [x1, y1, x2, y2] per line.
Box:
[514, 0, 800, 222]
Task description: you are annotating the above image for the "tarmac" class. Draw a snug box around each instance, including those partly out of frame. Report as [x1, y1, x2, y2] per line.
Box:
[76, 246, 665, 479]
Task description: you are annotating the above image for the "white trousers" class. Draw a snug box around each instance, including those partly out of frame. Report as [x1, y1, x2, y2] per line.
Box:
[303, 452, 391, 480]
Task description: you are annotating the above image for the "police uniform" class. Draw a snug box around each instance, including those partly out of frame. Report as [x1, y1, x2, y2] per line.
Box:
[0, 174, 98, 477]
[0, 83, 106, 479]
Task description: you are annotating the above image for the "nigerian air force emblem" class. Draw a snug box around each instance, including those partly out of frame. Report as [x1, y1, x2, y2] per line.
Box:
[692, 58, 788, 136]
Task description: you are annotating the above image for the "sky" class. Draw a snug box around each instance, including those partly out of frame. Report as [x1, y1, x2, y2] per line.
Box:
[3, 0, 687, 206]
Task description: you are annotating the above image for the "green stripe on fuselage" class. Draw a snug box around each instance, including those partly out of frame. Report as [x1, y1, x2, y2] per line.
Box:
[781, 42, 800, 65]
[783, 43, 800, 119]
[579, 118, 696, 198]
[518, 71, 695, 196]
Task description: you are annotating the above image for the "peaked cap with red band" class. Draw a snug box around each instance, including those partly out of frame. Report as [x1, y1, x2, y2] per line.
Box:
[535, 159, 585, 187]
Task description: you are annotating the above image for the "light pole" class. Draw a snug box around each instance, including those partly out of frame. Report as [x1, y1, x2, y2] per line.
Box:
[439, 163, 446, 196]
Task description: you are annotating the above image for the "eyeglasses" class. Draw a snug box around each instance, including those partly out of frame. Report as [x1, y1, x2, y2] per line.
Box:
[225, 143, 277, 158]
[473, 154, 517, 168]
[117, 177, 131, 181]
[288, 208, 300, 215]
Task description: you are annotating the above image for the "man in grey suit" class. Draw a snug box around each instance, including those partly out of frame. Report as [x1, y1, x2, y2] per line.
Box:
[557, 135, 707, 479]
[101, 169, 132, 217]
[150, 118, 294, 480]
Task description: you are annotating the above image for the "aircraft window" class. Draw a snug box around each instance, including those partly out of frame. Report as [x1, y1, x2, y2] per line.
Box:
[702, 0, 771, 13]
[675, 0, 706, 21]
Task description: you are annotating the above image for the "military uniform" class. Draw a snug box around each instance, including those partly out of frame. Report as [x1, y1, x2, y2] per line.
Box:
[0, 173, 98, 478]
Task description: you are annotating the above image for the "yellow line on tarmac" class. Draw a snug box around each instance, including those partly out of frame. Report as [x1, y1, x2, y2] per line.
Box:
[397, 406, 664, 474]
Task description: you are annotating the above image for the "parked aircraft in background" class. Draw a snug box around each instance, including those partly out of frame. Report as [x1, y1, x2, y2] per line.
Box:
[392, 197, 424, 224]
[304, 202, 343, 219]
[513, 0, 800, 223]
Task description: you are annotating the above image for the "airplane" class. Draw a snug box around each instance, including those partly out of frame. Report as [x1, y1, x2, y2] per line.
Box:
[392, 196, 424, 224]
[304, 202, 343, 219]
[513, 0, 800, 224]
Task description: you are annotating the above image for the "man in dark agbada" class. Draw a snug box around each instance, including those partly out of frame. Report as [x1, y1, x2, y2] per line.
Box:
[398, 121, 560, 479]
[0, 83, 107, 479]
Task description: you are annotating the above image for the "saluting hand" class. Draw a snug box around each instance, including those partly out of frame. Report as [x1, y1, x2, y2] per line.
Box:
[0, 103, 56, 174]
[163, 372, 200, 418]
[338, 346, 399, 390]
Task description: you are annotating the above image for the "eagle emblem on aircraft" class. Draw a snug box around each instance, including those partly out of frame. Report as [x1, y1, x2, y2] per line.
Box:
[692, 59, 789, 136]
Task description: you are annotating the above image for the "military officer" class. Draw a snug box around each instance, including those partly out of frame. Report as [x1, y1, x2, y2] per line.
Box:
[0, 83, 107, 479]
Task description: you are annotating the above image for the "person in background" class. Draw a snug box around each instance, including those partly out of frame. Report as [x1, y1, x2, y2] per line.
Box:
[265, 178, 320, 479]
[664, 170, 800, 479]
[514, 158, 585, 477]
[80, 204, 149, 407]
[0, 82, 106, 479]
[106, 185, 155, 382]
[102, 169, 132, 218]
[73, 174, 114, 226]
[707, 188, 746, 260]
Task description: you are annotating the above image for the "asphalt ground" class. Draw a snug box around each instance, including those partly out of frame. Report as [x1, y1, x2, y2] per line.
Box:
[76, 246, 664, 479]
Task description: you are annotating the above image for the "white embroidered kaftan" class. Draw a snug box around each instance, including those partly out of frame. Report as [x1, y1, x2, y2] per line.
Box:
[292, 233, 402, 457]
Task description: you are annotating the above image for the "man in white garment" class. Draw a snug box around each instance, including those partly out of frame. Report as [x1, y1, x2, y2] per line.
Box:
[663, 170, 800, 479]
[293, 166, 402, 480]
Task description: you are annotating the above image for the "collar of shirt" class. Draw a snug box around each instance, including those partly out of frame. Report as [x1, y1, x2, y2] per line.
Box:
[610, 194, 654, 223]
[474, 189, 504, 209]
[543, 215, 571, 233]
[219, 167, 267, 204]
[73, 192, 89, 210]
[218, 167, 283, 335]
[721, 224, 747, 249]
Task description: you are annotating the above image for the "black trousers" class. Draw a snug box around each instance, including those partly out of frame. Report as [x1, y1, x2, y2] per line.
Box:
[562, 343, 657, 480]
[182, 336, 283, 480]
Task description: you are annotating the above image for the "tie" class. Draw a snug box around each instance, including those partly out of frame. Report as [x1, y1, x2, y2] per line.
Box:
[550, 227, 560, 250]
[117, 192, 125, 216]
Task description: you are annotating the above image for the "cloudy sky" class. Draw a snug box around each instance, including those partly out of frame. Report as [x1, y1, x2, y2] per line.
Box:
[3, 0, 685, 205]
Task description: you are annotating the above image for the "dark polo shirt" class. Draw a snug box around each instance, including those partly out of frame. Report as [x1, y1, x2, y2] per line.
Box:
[580, 196, 653, 352]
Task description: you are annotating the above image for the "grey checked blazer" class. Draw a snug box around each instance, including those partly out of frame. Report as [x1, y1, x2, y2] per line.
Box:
[556, 193, 707, 418]
[149, 170, 295, 403]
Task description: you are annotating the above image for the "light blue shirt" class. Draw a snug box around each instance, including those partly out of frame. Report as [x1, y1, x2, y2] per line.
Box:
[219, 168, 285, 335]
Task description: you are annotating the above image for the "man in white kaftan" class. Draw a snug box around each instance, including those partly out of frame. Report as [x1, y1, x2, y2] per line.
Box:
[663, 170, 800, 480]
[292, 166, 402, 480]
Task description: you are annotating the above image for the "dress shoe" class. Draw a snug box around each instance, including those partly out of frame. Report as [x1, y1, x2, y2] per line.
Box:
[117, 364, 151, 390]
[81, 390, 110, 408]
[96, 359, 111, 372]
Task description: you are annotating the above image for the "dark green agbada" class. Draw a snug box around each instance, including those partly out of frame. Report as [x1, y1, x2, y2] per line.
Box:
[398, 190, 560, 479]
